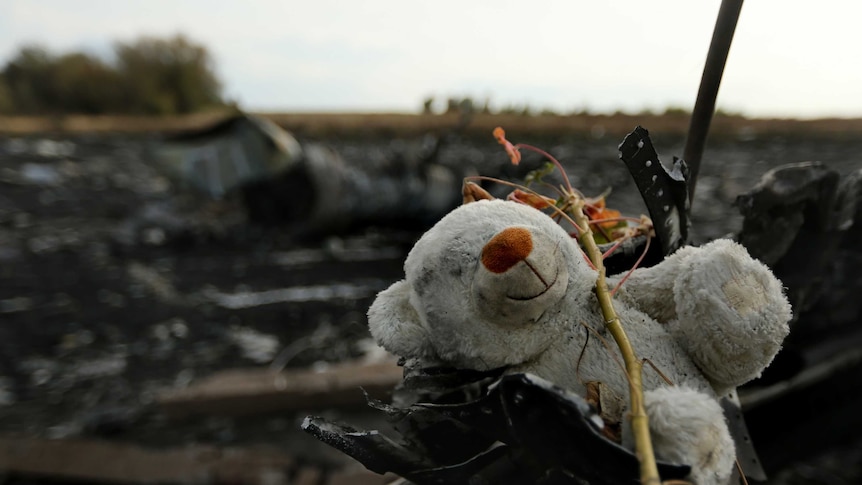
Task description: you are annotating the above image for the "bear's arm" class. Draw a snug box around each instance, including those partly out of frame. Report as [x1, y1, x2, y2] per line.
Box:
[608, 247, 691, 323]
[665, 239, 791, 392]
[613, 240, 791, 392]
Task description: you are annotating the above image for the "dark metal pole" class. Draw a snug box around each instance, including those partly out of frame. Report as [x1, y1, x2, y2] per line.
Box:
[683, 0, 744, 202]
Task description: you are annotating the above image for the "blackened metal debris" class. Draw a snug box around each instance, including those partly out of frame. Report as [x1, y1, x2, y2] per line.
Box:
[304, 371, 690, 485]
[618, 126, 692, 261]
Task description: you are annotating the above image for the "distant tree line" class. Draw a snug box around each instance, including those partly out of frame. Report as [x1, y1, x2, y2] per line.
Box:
[0, 34, 226, 115]
[419, 96, 745, 119]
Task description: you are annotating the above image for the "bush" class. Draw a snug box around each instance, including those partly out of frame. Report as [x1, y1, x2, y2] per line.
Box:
[662, 106, 691, 116]
[0, 69, 15, 113]
[113, 35, 223, 114]
[0, 34, 225, 115]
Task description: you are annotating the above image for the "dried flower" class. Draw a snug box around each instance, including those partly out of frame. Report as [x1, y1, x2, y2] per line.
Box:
[507, 189, 555, 210]
[493, 126, 522, 165]
[585, 197, 623, 229]
[463, 181, 495, 204]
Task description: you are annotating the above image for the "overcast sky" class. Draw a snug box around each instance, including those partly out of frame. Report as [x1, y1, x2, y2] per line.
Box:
[1, 1, 860, 118]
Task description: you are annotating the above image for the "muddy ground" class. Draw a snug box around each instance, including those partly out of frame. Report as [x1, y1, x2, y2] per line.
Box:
[1, 128, 862, 483]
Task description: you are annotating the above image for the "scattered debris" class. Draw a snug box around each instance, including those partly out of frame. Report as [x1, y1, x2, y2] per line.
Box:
[735, 162, 862, 384]
[2, 129, 861, 484]
[304, 371, 690, 485]
[737, 162, 854, 314]
[20, 163, 63, 186]
[0, 436, 295, 485]
[617, 126, 691, 259]
[206, 282, 387, 310]
[127, 261, 184, 304]
[156, 113, 467, 232]
[158, 357, 402, 418]
[157, 114, 303, 199]
[0, 296, 33, 314]
[227, 326, 281, 364]
[2, 138, 76, 158]
[0, 378, 14, 406]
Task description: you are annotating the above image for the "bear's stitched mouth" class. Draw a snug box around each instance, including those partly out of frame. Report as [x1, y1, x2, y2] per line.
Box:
[507, 265, 560, 301]
[506, 242, 562, 301]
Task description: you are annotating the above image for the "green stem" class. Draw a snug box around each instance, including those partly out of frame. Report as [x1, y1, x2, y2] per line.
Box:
[571, 197, 660, 485]
[515, 143, 574, 194]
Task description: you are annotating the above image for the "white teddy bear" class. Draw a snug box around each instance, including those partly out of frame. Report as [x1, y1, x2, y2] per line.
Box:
[368, 199, 791, 485]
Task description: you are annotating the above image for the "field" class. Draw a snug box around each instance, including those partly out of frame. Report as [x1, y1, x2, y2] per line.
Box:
[1, 113, 862, 483]
[3, 111, 862, 140]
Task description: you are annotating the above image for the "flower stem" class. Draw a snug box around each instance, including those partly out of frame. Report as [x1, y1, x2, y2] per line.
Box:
[570, 196, 660, 485]
[515, 143, 574, 194]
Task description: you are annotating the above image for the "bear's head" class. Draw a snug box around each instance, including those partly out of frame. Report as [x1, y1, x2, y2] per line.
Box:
[369, 199, 597, 370]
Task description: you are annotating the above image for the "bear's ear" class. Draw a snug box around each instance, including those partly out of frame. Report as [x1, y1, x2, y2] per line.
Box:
[367, 280, 435, 359]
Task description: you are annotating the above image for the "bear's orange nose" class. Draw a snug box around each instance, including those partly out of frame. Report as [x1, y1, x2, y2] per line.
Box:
[481, 227, 533, 273]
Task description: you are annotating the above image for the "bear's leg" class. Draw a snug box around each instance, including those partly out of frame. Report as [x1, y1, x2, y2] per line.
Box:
[623, 386, 735, 485]
[670, 239, 791, 392]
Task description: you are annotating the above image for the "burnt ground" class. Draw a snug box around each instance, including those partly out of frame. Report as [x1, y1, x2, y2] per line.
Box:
[1, 129, 862, 483]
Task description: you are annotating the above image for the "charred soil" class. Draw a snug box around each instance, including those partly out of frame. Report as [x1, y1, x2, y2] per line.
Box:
[1, 128, 861, 483]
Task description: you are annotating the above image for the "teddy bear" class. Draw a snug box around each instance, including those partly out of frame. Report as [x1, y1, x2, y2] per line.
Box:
[368, 198, 792, 485]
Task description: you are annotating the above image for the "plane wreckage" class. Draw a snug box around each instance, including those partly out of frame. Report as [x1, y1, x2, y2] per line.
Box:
[156, 113, 466, 233]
